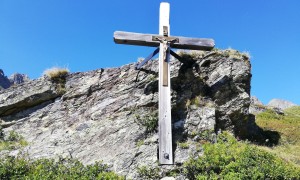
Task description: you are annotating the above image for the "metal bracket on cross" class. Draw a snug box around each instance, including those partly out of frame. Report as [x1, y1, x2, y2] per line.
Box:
[113, 2, 215, 165]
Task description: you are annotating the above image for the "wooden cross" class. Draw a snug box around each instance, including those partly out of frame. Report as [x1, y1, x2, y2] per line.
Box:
[114, 2, 214, 165]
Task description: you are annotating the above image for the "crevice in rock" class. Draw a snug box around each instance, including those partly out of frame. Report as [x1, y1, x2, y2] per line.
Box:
[0, 91, 60, 117]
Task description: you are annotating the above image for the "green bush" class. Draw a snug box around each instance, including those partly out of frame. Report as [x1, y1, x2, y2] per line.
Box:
[0, 130, 28, 150]
[137, 166, 160, 180]
[178, 142, 189, 149]
[0, 157, 124, 179]
[184, 132, 300, 180]
[7, 131, 23, 142]
[135, 112, 158, 134]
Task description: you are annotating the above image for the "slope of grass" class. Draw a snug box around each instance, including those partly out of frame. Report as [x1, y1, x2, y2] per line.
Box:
[256, 106, 300, 165]
[184, 132, 300, 179]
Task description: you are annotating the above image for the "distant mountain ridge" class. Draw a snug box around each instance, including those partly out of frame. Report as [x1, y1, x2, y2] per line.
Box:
[0, 69, 29, 89]
[268, 99, 298, 110]
[250, 96, 298, 114]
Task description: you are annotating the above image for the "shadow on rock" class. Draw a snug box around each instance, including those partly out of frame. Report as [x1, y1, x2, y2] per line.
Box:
[170, 58, 210, 158]
[241, 114, 280, 147]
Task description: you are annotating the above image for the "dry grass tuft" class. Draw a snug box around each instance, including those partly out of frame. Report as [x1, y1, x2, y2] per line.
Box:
[43, 67, 69, 94]
[43, 67, 69, 79]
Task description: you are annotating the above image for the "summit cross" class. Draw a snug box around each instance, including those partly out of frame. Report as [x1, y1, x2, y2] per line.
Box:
[113, 2, 215, 164]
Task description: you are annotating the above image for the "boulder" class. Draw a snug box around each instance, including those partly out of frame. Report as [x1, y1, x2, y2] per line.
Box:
[0, 49, 252, 179]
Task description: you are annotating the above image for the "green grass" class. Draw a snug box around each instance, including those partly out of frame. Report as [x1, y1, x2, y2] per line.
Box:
[137, 166, 160, 180]
[0, 157, 124, 179]
[184, 132, 300, 179]
[256, 106, 300, 165]
[0, 130, 28, 151]
[178, 142, 189, 149]
[134, 112, 158, 134]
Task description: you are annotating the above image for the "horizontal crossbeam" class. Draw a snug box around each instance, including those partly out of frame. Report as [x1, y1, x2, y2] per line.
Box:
[114, 31, 215, 51]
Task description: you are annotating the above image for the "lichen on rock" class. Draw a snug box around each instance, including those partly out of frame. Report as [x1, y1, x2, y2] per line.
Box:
[0, 49, 254, 179]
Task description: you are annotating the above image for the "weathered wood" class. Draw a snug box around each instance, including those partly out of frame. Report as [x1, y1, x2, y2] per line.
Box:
[158, 2, 173, 165]
[113, 2, 215, 166]
[162, 48, 168, 86]
[114, 31, 215, 51]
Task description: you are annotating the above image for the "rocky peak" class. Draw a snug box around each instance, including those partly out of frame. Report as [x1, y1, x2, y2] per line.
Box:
[249, 96, 266, 114]
[250, 96, 264, 106]
[268, 99, 297, 110]
[0, 69, 30, 89]
[0, 49, 256, 178]
[9, 73, 30, 85]
[0, 69, 11, 89]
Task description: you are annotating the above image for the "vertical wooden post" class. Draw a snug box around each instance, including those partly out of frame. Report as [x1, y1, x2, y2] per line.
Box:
[158, 2, 173, 165]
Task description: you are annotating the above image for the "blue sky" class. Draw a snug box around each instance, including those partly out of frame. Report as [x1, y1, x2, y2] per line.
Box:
[1, 0, 299, 105]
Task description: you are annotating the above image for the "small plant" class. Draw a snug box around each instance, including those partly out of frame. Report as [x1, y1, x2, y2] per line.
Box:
[190, 96, 201, 107]
[137, 166, 160, 180]
[188, 129, 216, 143]
[43, 67, 69, 94]
[0, 130, 28, 150]
[136, 140, 144, 147]
[7, 131, 22, 142]
[183, 132, 300, 179]
[178, 142, 189, 149]
[148, 74, 158, 82]
[43, 67, 69, 80]
[135, 112, 158, 134]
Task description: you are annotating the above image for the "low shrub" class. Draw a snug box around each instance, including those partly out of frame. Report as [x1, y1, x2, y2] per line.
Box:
[184, 132, 300, 179]
[0, 130, 27, 150]
[0, 157, 124, 179]
[178, 142, 189, 149]
[137, 166, 160, 180]
[135, 112, 158, 134]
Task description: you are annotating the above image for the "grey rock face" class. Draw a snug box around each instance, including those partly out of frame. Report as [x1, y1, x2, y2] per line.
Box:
[0, 49, 252, 179]
[0, 77, 63, 117]
[0, 69, 30, 89]
[268, 99, 297, 110]
[249, 96, 266, 114]
[251, 96, 263, 106]
[0, 69, 11, 89]
[9, 73, 30, 85]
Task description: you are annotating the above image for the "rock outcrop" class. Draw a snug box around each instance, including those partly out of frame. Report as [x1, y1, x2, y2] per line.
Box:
[0, 49, 253, 179]
[268, 99, 297, 110]
[0, 69, 11, 89]
[249, 96, 266, 114]
[0, 69, 29, 89]
[9, 73, 30, 85]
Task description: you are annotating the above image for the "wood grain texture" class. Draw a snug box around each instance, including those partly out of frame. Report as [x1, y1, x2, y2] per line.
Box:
[158, 2, 173, 165]
[114, 31, 215, 51]
[162, 48, 168, 86]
